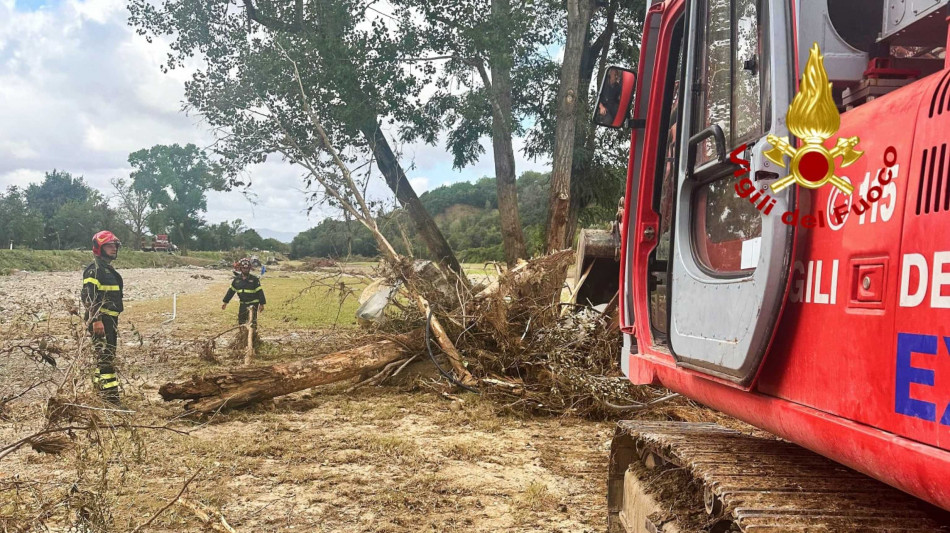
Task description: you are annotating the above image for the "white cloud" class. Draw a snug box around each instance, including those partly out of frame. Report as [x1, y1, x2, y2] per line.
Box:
[0, 168, 44, 187]
[0, 139, 38, 159]
[409, 177, 430, 193]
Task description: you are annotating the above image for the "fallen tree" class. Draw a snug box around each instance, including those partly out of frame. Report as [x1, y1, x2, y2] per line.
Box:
[156, 49, 643, 418]
[159, 332, 421, 414]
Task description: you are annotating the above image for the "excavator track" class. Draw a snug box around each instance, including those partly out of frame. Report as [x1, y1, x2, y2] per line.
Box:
[608, 421, 950, 532]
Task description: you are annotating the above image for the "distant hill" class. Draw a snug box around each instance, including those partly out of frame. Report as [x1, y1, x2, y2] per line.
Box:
[256, 228, 298, 243]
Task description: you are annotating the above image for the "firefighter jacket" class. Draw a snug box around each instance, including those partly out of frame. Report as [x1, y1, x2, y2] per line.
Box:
[223, 273, 266, 306]
[82, 259, 124, 321]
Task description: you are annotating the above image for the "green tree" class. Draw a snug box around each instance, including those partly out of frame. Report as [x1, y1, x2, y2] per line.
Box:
[51, 199, 118, 250]
[235, 229, 265, 250]
[195, 220, 247, 251]
[128, 144, 227, 254]
[111, 177, 152, 249]
[0, 187, 43, 249]
[419, 178, 497, 214]
[523, 0, 646, 245]
[398, 0, 563, 265]
[261, 238, 291, 255]
[25, 170, 102, 249]
[291, 218, 378, 259]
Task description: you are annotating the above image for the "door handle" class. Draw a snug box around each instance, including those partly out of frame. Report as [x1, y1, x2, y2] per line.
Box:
[687, 124, 738, 184]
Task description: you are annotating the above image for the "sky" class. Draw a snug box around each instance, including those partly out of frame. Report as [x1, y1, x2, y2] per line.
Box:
[0, 0, 551, 239]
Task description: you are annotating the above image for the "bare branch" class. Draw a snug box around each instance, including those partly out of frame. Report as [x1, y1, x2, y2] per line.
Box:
[131, 467, 204, 533]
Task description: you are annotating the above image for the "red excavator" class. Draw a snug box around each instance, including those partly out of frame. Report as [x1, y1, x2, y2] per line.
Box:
[594, 0, 950, 530]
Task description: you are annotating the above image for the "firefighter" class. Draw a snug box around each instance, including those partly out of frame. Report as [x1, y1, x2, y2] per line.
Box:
[82, 231, 124, 406]
[221, 258, 266, 345]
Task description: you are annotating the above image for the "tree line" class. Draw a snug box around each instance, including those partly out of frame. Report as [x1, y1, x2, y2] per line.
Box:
[290, 168, 622, 262]
[0, 144, 290, 255]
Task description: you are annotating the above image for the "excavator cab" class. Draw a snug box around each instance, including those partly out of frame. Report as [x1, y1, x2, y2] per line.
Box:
[593, 0, 795, 386]
[596, 0, 950, 529]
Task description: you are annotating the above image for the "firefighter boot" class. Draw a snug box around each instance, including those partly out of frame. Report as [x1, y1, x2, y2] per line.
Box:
[94, 370, 123, 408]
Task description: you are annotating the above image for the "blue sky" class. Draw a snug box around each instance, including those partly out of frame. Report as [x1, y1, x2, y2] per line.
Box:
[15, 0, 53, 10]
[0, 0, 550, 236]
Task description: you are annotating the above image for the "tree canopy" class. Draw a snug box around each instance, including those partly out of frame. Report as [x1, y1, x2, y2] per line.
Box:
[128, 143, 227, 254]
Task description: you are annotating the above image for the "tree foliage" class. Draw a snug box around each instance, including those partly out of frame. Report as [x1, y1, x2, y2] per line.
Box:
[291, 218, 378, 259]
[16, 171, 118, 250]
[0, 168, 286, 254]
[128, 143, 227, 253]
[397, 0, 562, 264]
[23, 170, 108, 249]
[291, 169, 623, 262]
[0, 187, 44, 249]
[127, 0, 465, 275]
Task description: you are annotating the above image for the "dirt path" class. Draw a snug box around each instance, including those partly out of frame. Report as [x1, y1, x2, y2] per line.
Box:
[0, 268, 614, 532]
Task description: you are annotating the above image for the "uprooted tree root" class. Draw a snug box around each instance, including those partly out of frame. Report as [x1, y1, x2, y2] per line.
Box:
[429, 250, 647, 418]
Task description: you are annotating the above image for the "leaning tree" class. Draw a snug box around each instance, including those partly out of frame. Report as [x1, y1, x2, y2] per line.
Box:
[128, 0, 465, 278]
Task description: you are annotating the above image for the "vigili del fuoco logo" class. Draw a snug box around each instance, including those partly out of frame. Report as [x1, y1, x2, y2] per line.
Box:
[764, 42, 863, 194]
[729, 43, 900, 229]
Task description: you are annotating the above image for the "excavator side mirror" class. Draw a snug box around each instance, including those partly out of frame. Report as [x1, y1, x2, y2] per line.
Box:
[593, 66, 638, 129]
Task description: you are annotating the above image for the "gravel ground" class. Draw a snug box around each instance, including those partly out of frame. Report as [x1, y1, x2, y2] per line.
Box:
[0, 266, 232, 322]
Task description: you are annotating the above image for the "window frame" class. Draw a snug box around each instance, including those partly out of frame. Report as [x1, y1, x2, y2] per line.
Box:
[647, 14, 688, 344]
[689, 0, 770, 278]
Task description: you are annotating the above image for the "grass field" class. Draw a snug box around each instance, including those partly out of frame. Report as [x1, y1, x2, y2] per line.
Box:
[125, 273, 369, 336]
[0, 249, 224, 274]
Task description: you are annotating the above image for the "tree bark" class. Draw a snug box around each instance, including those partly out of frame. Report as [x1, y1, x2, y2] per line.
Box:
[359, 122, 466, 280]
[160, 333, 419, 414]
[488, 0, 527, 266]
[567, 0, 618, 245]
[546, 0, 596, 253]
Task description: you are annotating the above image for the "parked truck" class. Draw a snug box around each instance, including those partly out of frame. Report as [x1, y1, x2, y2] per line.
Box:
[140, 234, 176, 253]
[595, 0, 950, 530]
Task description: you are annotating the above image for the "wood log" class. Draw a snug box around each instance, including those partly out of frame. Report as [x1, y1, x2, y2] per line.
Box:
[160, 332, 419, 414]
[244, 323, 254, 365]
[574, 229, 619, 290]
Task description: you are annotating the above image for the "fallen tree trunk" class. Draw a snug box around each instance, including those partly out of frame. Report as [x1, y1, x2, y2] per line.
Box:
[160, 332, 420, 414]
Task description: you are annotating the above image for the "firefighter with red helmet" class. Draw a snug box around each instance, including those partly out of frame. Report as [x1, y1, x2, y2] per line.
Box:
[221, 257, 266, 345]
[82, 231, 124, 406]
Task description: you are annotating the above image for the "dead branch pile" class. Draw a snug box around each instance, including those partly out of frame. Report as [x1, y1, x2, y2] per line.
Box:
[0, 300, 187, 531]
[405, 250, 645, 418]
[158, 249, 645, 417]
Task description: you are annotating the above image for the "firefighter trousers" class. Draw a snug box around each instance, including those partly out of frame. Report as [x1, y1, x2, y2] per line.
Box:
[90, 315, 120, 400]
[237, 303, 258, 327]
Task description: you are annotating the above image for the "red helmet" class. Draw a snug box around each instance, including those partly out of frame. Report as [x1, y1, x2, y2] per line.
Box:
[234, 258, 251, 271]
[92, 231, 121, 258]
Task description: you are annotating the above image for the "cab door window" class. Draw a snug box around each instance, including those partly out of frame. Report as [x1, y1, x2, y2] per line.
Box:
[692, 0, 768, 274]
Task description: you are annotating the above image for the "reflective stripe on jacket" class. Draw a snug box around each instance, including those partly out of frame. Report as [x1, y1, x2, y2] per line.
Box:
[223, 273, 266, 305]
[82, 259, 124, 320]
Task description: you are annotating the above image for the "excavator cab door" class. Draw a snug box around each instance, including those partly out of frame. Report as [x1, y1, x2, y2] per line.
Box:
[667, 0, 795, 386]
